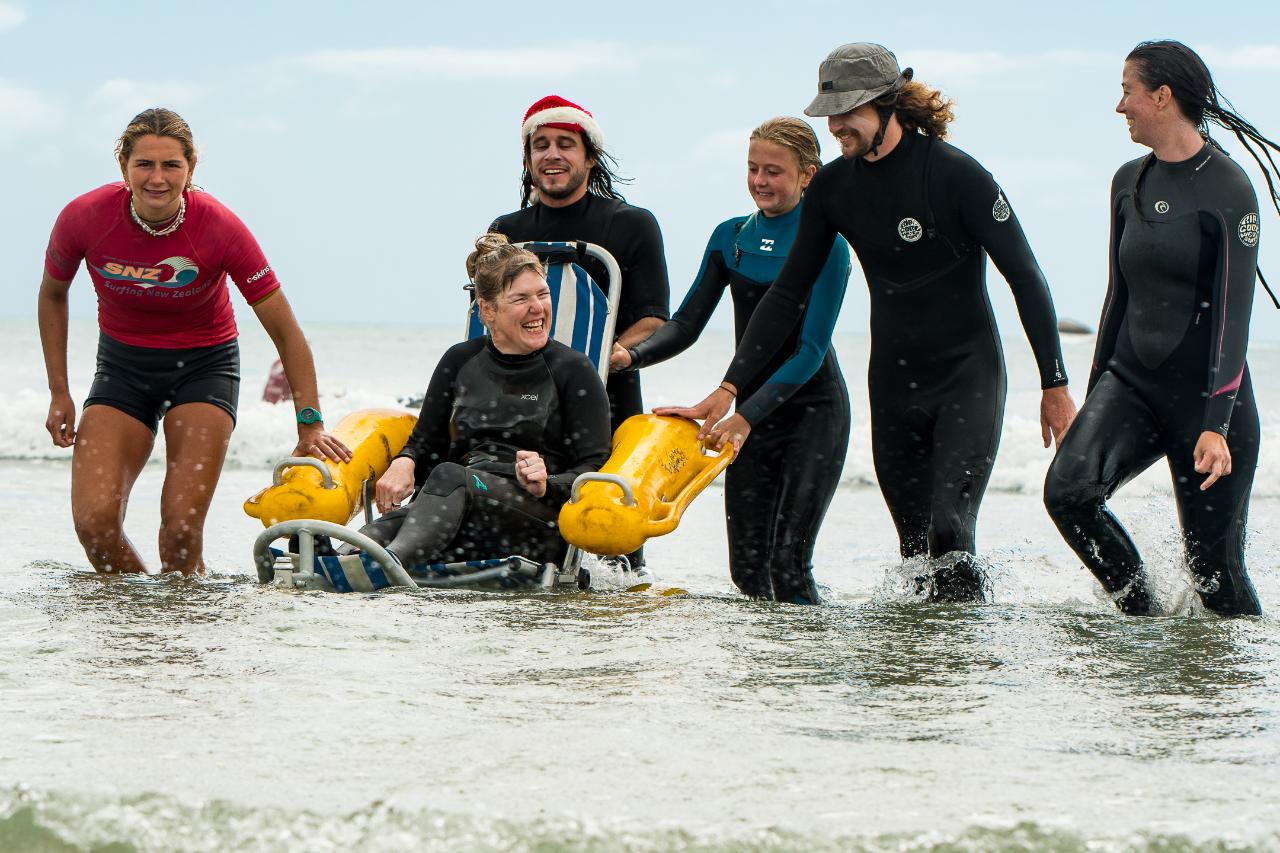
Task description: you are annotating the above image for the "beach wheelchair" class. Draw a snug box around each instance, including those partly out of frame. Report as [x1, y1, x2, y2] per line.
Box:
[247, 241, 628, 592]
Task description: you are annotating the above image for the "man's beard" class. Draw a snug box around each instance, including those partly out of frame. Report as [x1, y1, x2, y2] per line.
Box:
[837, 131, 873, 160]
[537, 168, 590, 201]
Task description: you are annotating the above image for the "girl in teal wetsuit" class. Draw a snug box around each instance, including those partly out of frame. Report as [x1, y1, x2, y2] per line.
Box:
[614, 118, 851, 603]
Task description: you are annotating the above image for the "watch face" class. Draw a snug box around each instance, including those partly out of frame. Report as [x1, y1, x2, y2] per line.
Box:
[298, 407, 322, 424]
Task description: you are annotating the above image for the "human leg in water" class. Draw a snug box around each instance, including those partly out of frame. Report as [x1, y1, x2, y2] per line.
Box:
[1166, 378, 1262, 616]
[922, 370, 1004, 602]
[725, 391, 849, 604]
[872, 369, 1002, 603]
[1043, 372, 1164, 615]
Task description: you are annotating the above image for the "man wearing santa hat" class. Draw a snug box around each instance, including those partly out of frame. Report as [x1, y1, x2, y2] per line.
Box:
[489, 94, 671, 434]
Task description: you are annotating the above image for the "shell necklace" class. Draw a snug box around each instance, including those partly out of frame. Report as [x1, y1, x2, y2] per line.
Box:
[130, 193, 186, 237]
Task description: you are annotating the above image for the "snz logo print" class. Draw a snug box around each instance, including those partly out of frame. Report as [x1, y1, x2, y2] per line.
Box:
[897, 218, 923, 243]
[92, 256, 200, 290]
[992, 191, 1011, 222]
[1239, 213, 1260, 247]
[1154, 200, 1170, 214]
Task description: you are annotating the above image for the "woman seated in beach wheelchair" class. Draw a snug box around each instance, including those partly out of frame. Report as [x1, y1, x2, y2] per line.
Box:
[248, 235, 734, 592]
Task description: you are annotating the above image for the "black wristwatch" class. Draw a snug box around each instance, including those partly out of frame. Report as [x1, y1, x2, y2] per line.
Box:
[296, 406, 324, 425]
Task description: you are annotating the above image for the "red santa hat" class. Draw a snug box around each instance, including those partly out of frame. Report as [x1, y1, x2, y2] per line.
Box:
[521, 94, 604, 151]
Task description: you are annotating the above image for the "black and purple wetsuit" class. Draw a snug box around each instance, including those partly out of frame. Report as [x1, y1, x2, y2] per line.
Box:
[1045, 143, 1263, 616]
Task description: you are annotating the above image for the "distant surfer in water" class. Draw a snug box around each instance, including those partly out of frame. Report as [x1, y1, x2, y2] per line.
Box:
[616, 117, 852, 604]
[666, 43, 1077, 601]
[37, 108, 350, 575]
[1045, 41, 1280, 616]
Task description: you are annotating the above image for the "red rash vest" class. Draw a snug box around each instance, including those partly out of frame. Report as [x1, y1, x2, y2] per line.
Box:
[45, 183, 281, 348]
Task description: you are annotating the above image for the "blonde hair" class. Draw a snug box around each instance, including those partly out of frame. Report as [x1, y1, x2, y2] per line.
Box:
[466, 233, 544, 302]
[115, 108, 197, 172]
[749, 116, 822, 172]
[888, 80, 955, 139]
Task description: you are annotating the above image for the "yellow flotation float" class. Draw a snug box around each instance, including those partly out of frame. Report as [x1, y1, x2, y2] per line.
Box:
[558, 414, 734, 556]
[244, 408, 417, 527]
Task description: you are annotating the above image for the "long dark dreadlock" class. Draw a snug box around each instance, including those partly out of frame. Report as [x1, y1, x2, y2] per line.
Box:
[1128, 40, 1280, 307]
[519, 135, 631, 208]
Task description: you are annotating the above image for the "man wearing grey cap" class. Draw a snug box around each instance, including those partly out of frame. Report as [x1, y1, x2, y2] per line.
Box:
[668, 43, 1077, 602]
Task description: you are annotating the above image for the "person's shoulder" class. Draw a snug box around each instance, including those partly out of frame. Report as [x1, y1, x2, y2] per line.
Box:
[543, 339, 599, 373]
[606, 198, 660, 228]
[187, 189, 251, 231]
[62, 182, 126, 215]
[489, 206, 529, 234]
[1112, 155, 1145, 192]
[711, 214, 750, 245]
[1201, 147, 1257, 200]
[930, 137, 993, 183]
[443, 337, 487, 364]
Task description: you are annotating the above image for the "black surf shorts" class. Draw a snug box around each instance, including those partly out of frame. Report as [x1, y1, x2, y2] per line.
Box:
[85, 332, 241, 434]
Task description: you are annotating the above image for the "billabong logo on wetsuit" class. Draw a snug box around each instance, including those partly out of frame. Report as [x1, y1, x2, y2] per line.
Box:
[897, 218, 923, 242]
[1239, 213, 1259, 247]
[472, 474, 488, 491]
[992, 191, 1011, 222]
[759, 238, 775, 252]
[91, 256, 199, 290]
[1154, 200, 1170, 214]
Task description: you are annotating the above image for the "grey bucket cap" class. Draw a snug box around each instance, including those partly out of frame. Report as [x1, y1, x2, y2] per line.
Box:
[804, 43, 913, 117]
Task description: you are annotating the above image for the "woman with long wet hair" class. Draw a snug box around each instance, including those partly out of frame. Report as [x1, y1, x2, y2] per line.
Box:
[1045, 41, 1280, 616]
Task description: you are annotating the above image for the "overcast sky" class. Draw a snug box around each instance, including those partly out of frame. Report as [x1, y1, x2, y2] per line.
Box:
[4, 0, 1280, 341]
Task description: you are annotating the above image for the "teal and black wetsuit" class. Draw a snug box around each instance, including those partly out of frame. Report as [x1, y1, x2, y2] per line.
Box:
[1045, 144, 1262, 616]
[629, 202, 852, 603]
[358, 337, 611, 567]
[721, 130, 1068, 599]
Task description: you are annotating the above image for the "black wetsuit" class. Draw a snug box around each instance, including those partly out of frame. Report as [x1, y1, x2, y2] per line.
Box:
[723, 130, 1067, 599]
[628, 202, 852, 603]
[1044, 144, 1262, 616]
[359, 337, 611, 567]
[490, 194, 671, 430]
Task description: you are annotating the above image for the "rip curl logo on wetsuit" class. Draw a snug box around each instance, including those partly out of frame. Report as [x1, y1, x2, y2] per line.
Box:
[1154, 200, 1170, 214]
[992, 192, 1011, 222]
[897, 218, 923, 243]
[1239, 213, 1259, 247]
[91, 256, 200, 290]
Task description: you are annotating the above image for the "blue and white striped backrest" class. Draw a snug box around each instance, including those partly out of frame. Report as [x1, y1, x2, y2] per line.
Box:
[465, 244, 612, 379]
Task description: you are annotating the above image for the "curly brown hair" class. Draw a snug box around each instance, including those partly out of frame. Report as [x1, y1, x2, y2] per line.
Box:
[883, 80, 955, 139]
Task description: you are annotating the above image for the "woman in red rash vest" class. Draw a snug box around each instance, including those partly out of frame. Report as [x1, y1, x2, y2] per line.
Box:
[37, 107, 351, 576]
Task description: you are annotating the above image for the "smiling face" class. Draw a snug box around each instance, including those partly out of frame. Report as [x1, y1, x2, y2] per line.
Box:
[480, 268, 552, 355]
[1116, 60, 1171, 148]
[826, 102, 883, 160]
[120, 134, 192, 223]
[526, 127, 595, 208]
[747, 138, 815, 217]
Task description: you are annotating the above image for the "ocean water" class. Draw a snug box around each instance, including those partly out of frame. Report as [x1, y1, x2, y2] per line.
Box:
[2, 316, 1280, 851]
